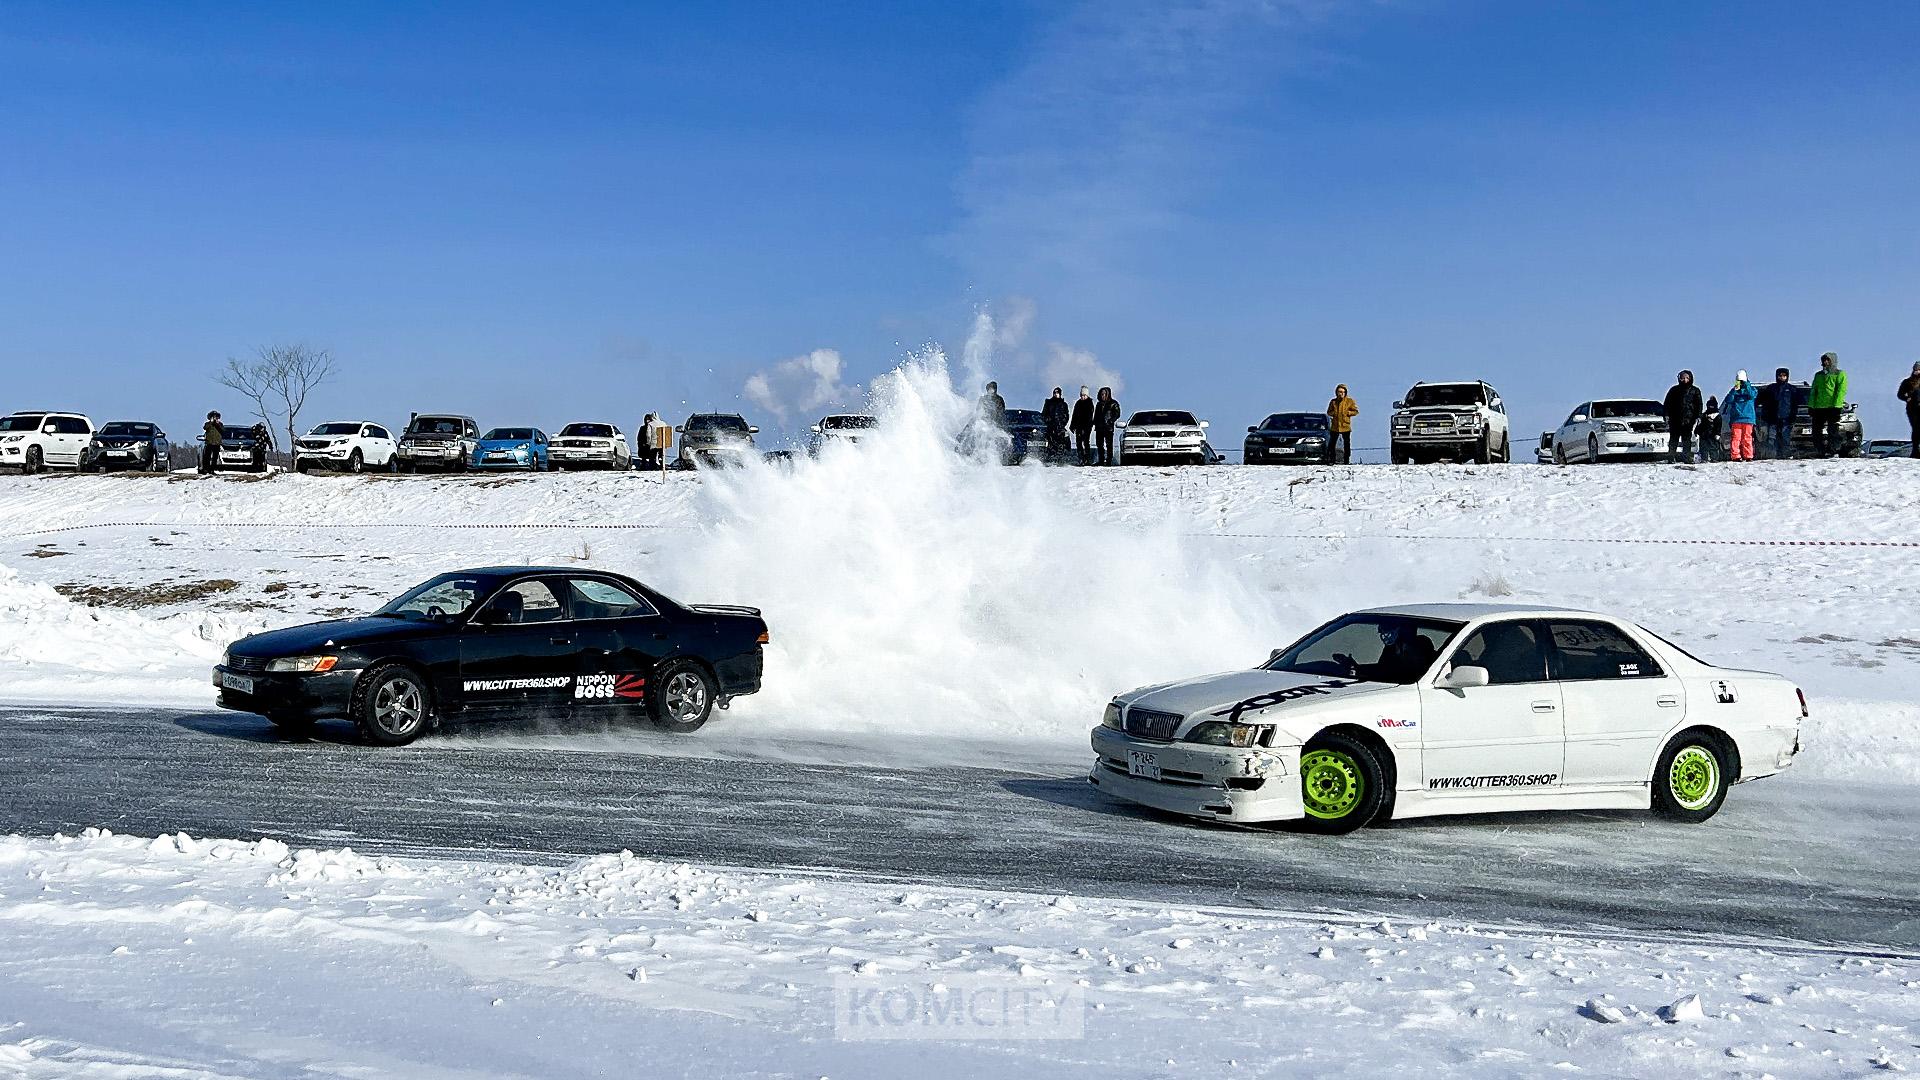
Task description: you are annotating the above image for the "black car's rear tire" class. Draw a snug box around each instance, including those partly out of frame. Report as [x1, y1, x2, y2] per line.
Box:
[649, 660, 716, 734]
[353, 663, 431, 746]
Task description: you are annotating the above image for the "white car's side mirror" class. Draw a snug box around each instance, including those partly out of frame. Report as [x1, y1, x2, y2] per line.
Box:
[749, 426, 761, 434]
[1437, 665, 1490, 690]
[1572, 414, 1588, 423]
[1199, 420, 1210, 429]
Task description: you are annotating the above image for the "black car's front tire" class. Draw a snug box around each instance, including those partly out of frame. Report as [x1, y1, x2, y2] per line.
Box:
[353, 663, 431, 746]
[649, 660, 716, 733]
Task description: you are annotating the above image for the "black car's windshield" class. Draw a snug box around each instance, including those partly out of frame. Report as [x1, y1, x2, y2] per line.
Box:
[1404, 385, 1485, 408]
[483, 428, 534, 441]
[1130, 410, 1198, 426]
[310, 422, 361, 436]
[560, 424, 615, 438]
[687, 415, 750, 432]
[0, 414, 46, 432]
[1005, 409, 1043, 427]
[101, 422, 155, 437]
[1260, 413, 1328, 431]
[409, 417, 465, 435]
[376, 574, 496, 621]
[821, 415, 877, 430]
[1591, 400, 1662, 418]
[1266, 614, 1464, 685]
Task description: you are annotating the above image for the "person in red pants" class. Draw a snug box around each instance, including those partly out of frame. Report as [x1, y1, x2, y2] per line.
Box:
[1723, 371, 1758, 461]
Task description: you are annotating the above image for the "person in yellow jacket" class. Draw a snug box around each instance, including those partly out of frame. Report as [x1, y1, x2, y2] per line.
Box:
[1325, 385, 1359, 464]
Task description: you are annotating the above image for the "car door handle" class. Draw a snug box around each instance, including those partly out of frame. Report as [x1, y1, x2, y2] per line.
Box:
[1531, 701, 1557, 713]
[550, 637, 572, 646]
[1657, 696, 1680, 707]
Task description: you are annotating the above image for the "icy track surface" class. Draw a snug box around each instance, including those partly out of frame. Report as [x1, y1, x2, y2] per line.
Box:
[1, 830, 1914, 1079]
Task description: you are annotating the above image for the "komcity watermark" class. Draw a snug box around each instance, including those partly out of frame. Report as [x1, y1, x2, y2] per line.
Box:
[833, 976, 1085, 1041]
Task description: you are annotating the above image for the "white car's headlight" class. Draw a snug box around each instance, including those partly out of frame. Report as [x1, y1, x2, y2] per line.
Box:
[1, 435, 21, 443]
[1102, 702, 1123, 730]
[1602, 421, 1629, 433]
[266, 655, 338, 673]
[1184, 721, 1271, 748]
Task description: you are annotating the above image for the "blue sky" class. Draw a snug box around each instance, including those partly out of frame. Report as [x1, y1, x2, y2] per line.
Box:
[3, 0, 1917, 446]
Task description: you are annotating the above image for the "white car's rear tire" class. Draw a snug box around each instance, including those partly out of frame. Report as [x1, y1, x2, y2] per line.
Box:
[1651, 733, 1731, 823]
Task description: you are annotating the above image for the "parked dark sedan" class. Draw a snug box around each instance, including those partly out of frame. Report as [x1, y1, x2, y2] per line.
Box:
[82, 421, 171, 472]
[1243, 412, 1331, 464]
[214, 567, 768, 744]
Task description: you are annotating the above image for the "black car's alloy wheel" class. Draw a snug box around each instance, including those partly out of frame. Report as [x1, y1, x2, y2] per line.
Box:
[354, 664, 430, 746]
[650, 661, 716, 734]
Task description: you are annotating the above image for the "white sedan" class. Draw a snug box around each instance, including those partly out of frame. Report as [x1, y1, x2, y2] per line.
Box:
[1118, 409, 1215, 466]
[1090, 604, 1803, 834]
[1551, 399, 1671, 464]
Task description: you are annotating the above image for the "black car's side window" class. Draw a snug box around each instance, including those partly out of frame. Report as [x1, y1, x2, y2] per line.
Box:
[1450, 621, 1549, 684]
[567, 578, 657, 620]
[1546, 620, 1665, 680]
[483, 579, 568, 625]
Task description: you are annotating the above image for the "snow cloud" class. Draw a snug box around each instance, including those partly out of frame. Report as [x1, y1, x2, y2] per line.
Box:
[1043, 342, 1124, 394]
[743, 348, 854, 422]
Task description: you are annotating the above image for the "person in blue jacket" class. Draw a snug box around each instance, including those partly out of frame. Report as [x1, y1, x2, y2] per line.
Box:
[1723, 370, 1759, 461]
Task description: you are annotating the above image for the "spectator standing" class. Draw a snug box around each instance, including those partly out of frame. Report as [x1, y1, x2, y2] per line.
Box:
[1808, 352, 1848, 457]
[1069, 386, 1095, 465]
[1662, 370, 1704, 463]
[199, 411, 222, 474]
[1900, 362, 1920, 458]
[1094, 387, 1121, 465]
[1041, 387, 1070, 461]
[1723, 371, 1759, 461]
[1756, 367, 1798, 460]
[1696, 396, 1721, 462]
[1325, 384, 1359, 465]
[978, 382, 1007, 431]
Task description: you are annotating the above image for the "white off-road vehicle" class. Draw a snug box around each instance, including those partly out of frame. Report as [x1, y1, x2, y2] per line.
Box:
[1551, 399, 1670, 464]
[0, 411, 94, 473]
[1389, 381, 1511, 464]
[1091, 604, 1803, 834]
[293, 421, 398, 474]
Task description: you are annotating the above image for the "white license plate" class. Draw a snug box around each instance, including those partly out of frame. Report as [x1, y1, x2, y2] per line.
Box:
[220, 672, 255, 694]
[1274, 447, 1295, 454]
[1127, 749, 1162, 780]
[1152, 441, 1170, 450]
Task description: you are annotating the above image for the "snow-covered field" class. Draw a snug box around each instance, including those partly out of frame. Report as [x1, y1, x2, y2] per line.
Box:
[2, 830, 1914, 1079]
[3, 363, 1917, 1076]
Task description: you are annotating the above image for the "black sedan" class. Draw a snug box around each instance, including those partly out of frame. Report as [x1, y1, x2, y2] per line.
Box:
[1243, 412, 1331, 464]
[82, 421, 172, 472]
[214, 567, 768, 744]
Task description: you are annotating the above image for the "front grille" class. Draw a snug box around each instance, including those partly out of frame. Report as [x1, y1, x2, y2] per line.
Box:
[227, 655, 269, 673]
[297, 440, 329, 450]
[1628, 420, 1667, 434]
[1412, 413, 1458, 434]
[1124, 708, 1182, 742]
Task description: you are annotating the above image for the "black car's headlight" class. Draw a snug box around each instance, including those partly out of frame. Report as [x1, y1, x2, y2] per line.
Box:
[267, 655, 339, 673]
[1102, 701, 1123, 730]
[1184, 721, 1271, 748]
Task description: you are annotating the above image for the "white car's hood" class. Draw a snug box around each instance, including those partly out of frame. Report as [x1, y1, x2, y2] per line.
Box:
[1123, 668, 1393, 723]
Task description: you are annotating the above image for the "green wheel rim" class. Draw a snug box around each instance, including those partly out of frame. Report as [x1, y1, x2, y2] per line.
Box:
[1669, 745, 1721, 810]
[1300, 749, 1365, 820]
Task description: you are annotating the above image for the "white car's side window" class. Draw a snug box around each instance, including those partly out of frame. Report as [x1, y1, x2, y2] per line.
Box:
[1545, 621, 1665, 680]
[1448, 622, 1550, 685]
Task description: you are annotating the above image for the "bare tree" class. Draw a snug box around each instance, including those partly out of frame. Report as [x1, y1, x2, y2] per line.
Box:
[215, 344, 338, 452]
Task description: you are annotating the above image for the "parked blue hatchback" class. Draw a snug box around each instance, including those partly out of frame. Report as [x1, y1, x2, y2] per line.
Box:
[472, 427, 550, 471]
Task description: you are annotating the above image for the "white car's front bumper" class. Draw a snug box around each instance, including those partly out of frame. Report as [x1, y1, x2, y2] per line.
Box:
[1088, 726, 1302, 823]
[1593, 432, 1668, 456]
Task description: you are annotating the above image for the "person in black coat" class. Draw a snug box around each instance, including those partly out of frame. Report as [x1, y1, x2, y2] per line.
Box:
[1695, 396, 1721, 462]
[1069, 386, 1095, 465]
[1094, 387, 1121, 465]
[1041, 387, 1070, 461]
[1662, 370, 1704, 462]
[1755, 367, 1798, 460]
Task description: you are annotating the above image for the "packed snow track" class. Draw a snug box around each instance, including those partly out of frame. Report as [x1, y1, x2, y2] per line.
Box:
[3, 703, 1915, 953]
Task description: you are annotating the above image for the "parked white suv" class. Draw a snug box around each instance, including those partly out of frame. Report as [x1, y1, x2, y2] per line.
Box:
[293, 421, 398, 474]
[0, 411, 94, 473]
[550, 422, 631, 470]
[1390, 381, 1511, 464]
[1550, 399, 1670, 464]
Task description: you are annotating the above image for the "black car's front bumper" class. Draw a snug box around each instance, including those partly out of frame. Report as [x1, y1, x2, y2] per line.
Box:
[213, 664, 359, 720]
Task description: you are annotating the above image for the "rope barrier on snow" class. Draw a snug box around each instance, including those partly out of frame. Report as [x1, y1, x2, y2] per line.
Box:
[1190, 532, 1920, 548]
[12, 521, 698, 538]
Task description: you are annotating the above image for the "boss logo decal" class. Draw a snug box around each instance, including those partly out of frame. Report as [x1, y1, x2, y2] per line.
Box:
[576, 674, 646, 700]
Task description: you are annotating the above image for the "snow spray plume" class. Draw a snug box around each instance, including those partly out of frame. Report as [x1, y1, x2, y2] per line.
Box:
[657, 349, 1283, 764]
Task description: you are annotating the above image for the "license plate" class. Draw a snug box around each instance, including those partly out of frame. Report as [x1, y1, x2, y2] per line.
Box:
[108, 450, 131, 456]
[1127, 749, 1162, 780]
[1152, 441, 1170, 450]
[1274, 446, 1295, 454]
[220, 672, 255, 694]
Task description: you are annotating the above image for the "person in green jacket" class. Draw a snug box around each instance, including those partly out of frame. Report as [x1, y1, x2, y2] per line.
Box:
[1808, 352, 1848, 458]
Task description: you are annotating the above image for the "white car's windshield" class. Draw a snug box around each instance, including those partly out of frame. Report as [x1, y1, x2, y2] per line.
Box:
[821, 415, 877, 430]
[0, 414, 46, 432]
[1591, 401, 1663, 418]
[1404, 385, 1484, 408]
[561, 424, 615, 438]
[310, 423, 361, 436]
[1130, 411, 1197, 426]
[1266, 614, 1464, 684]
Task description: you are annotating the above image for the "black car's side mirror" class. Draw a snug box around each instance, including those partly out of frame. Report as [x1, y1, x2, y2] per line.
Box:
[1246, 426, 1257, 433]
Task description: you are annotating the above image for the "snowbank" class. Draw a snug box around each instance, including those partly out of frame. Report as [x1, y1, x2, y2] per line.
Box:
[0, 830, 1912, 1078]
[1, 355, 1916, 778]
